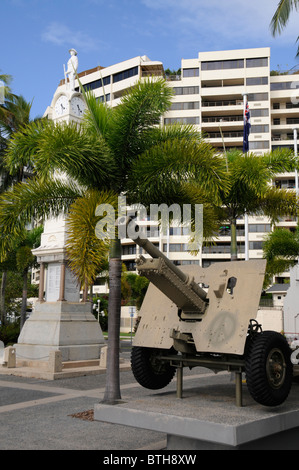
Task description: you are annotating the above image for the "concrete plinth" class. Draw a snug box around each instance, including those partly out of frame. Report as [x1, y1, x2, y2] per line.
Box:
[15, 301, 105, 362]
[94, 372, 299, 450]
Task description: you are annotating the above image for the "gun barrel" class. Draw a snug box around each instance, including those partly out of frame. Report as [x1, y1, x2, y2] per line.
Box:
[118, 216, 207, 304]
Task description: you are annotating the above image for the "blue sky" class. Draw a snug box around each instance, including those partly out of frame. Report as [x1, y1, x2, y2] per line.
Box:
[1, 0, 299, 119]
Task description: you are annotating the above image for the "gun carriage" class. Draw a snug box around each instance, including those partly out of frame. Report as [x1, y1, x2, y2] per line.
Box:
[121, 217, 293, 407]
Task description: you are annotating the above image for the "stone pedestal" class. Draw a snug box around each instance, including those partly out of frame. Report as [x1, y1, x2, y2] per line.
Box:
[94, 373, 299, 450]
[15, 301, 105, 362]
[15, 216, 105, 363]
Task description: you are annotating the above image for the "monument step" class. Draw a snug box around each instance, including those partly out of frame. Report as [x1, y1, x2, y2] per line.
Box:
[62, 359, 100, 369]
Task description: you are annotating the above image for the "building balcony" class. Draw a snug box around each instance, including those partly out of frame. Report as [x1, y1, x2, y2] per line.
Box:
[205, 131, 244, 140]
[201, 86, 244, 97]
[271, 133, 296, 142]
[272, 123, 299, 131]
[202, 115, 243, 124]
[201, 99, 244, 111]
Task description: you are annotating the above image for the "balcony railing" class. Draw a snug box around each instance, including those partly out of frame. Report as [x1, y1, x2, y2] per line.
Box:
[202, 115, 243, 123]
[202, 99, 243, 107]
[206, 131, 243, 139]
[165, 74, 182, 81]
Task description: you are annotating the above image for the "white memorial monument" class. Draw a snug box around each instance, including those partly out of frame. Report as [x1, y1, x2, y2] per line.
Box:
[64, 48, 78, 91]
[14, 50, 105, 363]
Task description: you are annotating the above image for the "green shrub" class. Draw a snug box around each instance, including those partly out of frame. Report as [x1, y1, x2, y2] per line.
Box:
[0, 322, 20, 346]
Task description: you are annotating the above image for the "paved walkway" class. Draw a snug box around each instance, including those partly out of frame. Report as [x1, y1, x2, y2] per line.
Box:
[0, 342, 169, 450]
[0, 341, 232, 451]
[0, 374, 169, 451]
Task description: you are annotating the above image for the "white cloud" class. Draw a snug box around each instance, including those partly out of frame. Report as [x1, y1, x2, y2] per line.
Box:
[42, 22, 99, 52]
[141, 0, 299, 50]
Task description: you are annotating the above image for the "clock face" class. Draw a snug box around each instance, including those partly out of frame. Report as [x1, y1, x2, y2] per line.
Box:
[70, 96, 86, 117]
[54, 95, 69, 116]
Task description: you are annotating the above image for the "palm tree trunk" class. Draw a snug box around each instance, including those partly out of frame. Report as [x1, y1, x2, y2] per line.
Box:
[0, 271, 7, 326]
[230, 218, 238, 261]
[103, 238, 122, 403]
[20, 269, 28, 330]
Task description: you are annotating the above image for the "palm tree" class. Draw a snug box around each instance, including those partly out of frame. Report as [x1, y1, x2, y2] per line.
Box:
[270, 0, 299, 56]
[213, 149, 298, 261]
[0, 89, 40, 324]
[0, 78, 228, 402]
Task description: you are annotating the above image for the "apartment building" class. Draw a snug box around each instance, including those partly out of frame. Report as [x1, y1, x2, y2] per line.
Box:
[46, 48, 299, 280]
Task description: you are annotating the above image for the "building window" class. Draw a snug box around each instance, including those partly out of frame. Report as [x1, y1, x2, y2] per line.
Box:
[249, 241, 264, 250]
[78, 76, 110, 92]
[246, 77, 268, 86]
[248, 92, 269, 101]
[97, 94, 110, 103]
[251, 125, 269, 133]
[275, 179, 296, 189]
[286, 101, 299, 109]
[202, 244, 245, 254]
[183, 68, 199, 77]
[246, 57, 268, 68]
[249, 141, 270, 149]
[287, 117, 299, 125]
[122, 245, 137, 255]
[170, 101, 199, 110]
[163, 243, 189, 252]
[250, 109, 269, 117]
[173, 86, 199, 95]
[201, 59, 244, 70]
[248, 224, 271, 232]
[164, 117, 199, 125]
[271, 81, 299, 91]
[113, 66, 138, 83]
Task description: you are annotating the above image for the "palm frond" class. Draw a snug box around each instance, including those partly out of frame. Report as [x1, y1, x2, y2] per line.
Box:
[128, 133, 228, 206]
[4, 119, 46, 175]
[261, 147, 297, 174]
[0, 177, 84, 259]
[254, 186, 298, 221]
[82, 91, 112, 138]
[270, 0, 299, 35]
[37, 120, 115, 188]
[65, 189, 119, 286]
[106, 78, 173, 175]
[5, 119, 117, 189]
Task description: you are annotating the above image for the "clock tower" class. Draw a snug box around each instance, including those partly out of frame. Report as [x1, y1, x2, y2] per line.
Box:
[47, 48, 87, 124]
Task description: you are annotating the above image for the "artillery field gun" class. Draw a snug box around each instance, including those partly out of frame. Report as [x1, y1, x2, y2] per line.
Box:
[122, 217, 293, 407]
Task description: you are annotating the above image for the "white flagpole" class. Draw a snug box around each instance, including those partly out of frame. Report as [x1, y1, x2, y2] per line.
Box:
[243, 93, 249, 261]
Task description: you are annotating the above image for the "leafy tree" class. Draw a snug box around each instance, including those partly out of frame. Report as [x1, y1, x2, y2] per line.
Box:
[213, 149, 298, 260]
[263, 225, 299, 286]
[0, 79, 42, 326]
[123, 271, 149, 309]
[0, 78, 228, 402]
[270, 0, 299, 56]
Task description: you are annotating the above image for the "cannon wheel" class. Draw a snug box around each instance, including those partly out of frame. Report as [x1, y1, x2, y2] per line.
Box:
[131, 346, 177, 390]
[245, 331, 293, 406]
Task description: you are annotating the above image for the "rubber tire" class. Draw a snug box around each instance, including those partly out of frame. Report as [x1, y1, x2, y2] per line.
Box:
[245, 331, 293, 407]
[131, 346, 177, 390]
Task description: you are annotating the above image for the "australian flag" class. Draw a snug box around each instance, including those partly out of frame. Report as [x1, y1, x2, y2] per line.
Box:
[243, 101, 251, 153]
